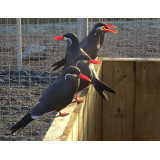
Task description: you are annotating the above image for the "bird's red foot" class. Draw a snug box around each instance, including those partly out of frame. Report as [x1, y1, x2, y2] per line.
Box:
[74, 97, 83, 103]
[59, 112, 69, 117]
[74, 92, 83, 103]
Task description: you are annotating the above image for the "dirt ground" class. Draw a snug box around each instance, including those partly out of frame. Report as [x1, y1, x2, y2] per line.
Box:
[1, 19, 160, 141]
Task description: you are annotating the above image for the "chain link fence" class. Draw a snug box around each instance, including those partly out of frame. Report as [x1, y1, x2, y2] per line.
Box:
[0, 18, 160, 141]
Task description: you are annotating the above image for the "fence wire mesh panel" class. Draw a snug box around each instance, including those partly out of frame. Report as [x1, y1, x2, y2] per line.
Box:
[88, 18, 160, 58]
[0, 18, 160, 141]
[0, 18, 77, 141]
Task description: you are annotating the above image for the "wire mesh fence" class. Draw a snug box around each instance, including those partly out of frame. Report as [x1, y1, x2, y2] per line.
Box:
[0, 18, 160, 141]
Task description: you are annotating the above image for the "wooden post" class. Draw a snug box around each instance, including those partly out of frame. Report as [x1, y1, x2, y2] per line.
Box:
[43, 58, 102, 141]
[77, 18, 88, 42]
[16, 18, 22, 71]
[87, 61, 103, 141]
[102, 59, 135, 141]
[43, 58, 160, 141]
[135, 61, 160, 140]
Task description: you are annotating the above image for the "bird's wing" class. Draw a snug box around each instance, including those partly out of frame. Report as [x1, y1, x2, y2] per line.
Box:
[30, 78, 76, 116]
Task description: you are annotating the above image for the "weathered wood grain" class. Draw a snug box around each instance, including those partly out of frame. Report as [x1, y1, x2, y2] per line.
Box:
[87, 64, 102, 141]
[43, 58, 103, 141]
[135, 61, 160, 140]
[43, 58, 160, 141]
[102, 60, 135, 140]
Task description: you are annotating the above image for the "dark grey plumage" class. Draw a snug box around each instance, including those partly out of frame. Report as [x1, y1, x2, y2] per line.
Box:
[52, 58, 65, 71]
[52, 23, 107, 70]
[53, 33, 116, 100]
[72, 54, 116, 98]
[11, 113, 33, 134]
[72, 54, 92, 92]
[91, 70, 116, 100]
[64, 33, 84, 67]
[80, 22, 106, 59]
[10, 66, 84, 134]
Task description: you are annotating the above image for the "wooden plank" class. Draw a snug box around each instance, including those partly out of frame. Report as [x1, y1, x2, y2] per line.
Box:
[135, 61, 160, 140]
[43, 57, 103, 141]
[95, 65, 103, 141]
[72, 114, 79, 141]
[60, 97, 85, 141]
[66, 128, 73, 141]
[87, 86, 102, 140]
[87, 86, 97, 140]
[43, 103, 76, 141]
[87, 64, 102, 141]
[76, 103, 84, 141]
[102, 60, 135, 140]
[75, 102, 84, 141]
[102, 57, 160, 62]
[83, 100, 88, 141]
[94, 85, 103, 141]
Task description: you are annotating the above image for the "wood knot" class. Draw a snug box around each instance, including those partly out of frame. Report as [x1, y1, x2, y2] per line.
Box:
[114, 106, 122, 118]
[117, 107, 121, 113]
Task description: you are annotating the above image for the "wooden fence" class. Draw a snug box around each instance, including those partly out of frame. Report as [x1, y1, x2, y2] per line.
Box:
[44, 58, 160, 141]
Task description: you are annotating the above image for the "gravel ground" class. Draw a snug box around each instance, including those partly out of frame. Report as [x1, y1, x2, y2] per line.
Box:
[0, 19, 160, 141]
[0, 69, 58, 141]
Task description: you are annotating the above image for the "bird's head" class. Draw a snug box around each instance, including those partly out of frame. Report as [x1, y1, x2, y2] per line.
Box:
[93, 23, 118, 35]
[73, 54, 101, 67]
[53, 33, 79, 46]
[64, 66, 91, 82]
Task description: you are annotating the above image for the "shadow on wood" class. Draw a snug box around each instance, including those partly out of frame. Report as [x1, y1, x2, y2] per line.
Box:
[43, 58, 160, 141]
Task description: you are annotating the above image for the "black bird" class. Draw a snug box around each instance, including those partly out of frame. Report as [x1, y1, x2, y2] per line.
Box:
[10, 66, 91, 134]
[53, 33, 87, 70]
[72, 54, 116, 101]
[53, 33, 116, 102]
[80, 23, 117, 59]
[52, 23, 117, 70]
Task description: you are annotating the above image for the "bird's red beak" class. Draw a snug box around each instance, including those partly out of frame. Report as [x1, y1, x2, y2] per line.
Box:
[102, 27, 118, 33]
[78, 74, 91, 82]
[104, 24, 116, 28]
[88, 59, 102, 64]
[102, 24, 118, 33]
[53, 36, 64, 40]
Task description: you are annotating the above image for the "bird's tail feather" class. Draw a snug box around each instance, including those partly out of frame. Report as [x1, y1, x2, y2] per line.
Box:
[94, 79, 116, 94]
[94, 84, 109, 100]
[93, 79, 116, 100]
[11, 113, 34, 134]
[52, 58, 65, 71]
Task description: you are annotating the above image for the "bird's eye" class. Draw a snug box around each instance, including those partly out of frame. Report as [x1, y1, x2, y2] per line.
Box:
[83, 60, 88, 64]
[72, 74, 78, 78]
[65, 73, 77, 80]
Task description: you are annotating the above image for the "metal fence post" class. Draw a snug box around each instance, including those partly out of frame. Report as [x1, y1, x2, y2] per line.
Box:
[77, 18, 88, 42]
[16, 18, 22, 71]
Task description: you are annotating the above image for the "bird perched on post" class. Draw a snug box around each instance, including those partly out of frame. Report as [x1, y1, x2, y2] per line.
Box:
[53, 33, 116, 102]
[10, 66, 91, 134]
[53, 33, 87, 68]
[80, 23, 118, 59]
[72, 54, 116, 101]
[52, 23, 118, 71]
